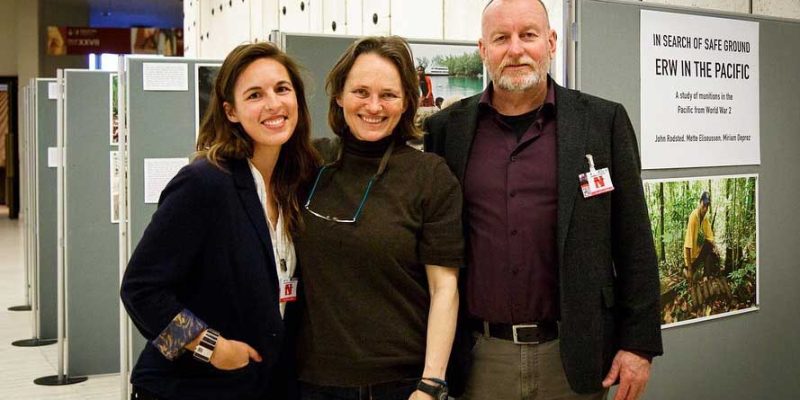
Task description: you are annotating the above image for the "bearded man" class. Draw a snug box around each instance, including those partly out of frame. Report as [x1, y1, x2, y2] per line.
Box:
[424, 1, 663, 399]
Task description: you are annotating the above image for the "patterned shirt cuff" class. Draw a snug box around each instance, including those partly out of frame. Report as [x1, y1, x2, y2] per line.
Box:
[152, 309, 208, 361]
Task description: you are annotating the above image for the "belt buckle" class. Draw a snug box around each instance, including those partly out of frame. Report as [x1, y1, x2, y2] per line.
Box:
[512, 324, 539, 344]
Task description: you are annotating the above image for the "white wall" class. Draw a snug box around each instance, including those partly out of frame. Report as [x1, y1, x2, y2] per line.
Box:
[184, 0, 199, 57]
[643, 0, 800, 18]
[543, 0, 565, 86]
[189, 0, 255, 59]
[3, 0, 39, 158]
[189, 0, 800, 86]
[444, 0, 485, 41]
[262, 0, 280, 39]
[754, 0, 800, 19]
[391, 0, 443, 40]
[15, 0, 39, 86]
[0, 0, 19, 76]
[191, 0, 491, 59]
[642, 0, 750, 13]
[278, 0, 313, 33]
[345, 0, 363, 35]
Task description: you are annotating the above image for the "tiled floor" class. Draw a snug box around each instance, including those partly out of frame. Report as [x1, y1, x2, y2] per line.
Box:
[0, 206, 122, 399]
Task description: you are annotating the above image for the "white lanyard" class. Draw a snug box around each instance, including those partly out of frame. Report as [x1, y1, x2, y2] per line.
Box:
[248, 161, 296, 316]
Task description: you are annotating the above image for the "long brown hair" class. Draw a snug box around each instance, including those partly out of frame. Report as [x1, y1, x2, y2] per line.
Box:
[196, 42, 320, 235]
[326, 36, 422, 140]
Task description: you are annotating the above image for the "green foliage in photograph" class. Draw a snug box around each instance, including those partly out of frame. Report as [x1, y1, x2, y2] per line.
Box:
[431, 51, 483, 77]
[112, 75, 118, 109]
[644, 176, 757, 325]
[111, 74, 120, 144]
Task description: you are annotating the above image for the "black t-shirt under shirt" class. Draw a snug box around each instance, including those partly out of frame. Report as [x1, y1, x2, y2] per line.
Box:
[498, 107, 541, 142]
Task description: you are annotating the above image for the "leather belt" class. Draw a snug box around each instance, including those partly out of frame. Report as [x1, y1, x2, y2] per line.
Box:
[472, 320, 558, 345]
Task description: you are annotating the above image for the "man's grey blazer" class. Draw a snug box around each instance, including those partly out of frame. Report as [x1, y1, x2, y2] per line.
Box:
[424, 82, 664, 394]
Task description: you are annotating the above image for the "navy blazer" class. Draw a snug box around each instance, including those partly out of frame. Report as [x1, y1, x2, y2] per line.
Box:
[121, 158, 297, 400]
[424, 83, 663, 394]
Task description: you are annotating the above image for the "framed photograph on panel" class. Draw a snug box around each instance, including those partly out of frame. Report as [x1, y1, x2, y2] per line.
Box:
[195, 63, 221, 138]
[408, 42, 486, 149]
[409, 42, 484, 109]
[110, 73, 119, 145]
[643, 174, 759, 328]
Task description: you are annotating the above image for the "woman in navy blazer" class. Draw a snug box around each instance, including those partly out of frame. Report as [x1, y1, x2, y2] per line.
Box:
[120, 42, 320, 400]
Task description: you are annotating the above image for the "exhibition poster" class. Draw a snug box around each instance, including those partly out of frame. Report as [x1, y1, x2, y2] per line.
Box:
[643, 175, 758, 328]
[110, 151, 120, 223]
[142, 62, 189, 92]
[640, 10, 760, 169]
[144, 158, 188, 204]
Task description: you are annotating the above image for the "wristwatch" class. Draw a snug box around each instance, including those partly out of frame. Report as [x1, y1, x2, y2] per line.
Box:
[192, 329, 220, 363]
[417, 377, 448, 400]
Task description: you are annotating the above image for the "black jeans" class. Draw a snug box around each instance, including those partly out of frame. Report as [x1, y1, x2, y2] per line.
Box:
[300, 380, 417, 400]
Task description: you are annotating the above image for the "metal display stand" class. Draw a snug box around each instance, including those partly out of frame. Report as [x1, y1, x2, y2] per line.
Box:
[13, 80, 57, 348]
[33, 70, 87, 386]
[9, 81, 32, 313]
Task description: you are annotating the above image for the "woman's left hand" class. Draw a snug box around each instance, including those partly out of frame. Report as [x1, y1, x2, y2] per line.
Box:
[408, 389, 434, 400]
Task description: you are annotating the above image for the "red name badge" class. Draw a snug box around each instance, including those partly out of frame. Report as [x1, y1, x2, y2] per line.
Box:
[280, 278, 298, 303]
[579, 154, 614, 198]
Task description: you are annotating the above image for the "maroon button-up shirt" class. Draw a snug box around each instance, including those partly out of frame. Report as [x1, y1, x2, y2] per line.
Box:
[464, 80, 558, 324]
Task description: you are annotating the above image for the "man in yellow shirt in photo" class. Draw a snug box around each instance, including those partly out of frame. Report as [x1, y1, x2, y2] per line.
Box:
[683, 192, 720, 284]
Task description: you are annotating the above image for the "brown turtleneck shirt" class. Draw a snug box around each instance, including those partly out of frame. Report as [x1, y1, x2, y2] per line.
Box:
[294, 135, 463, 385]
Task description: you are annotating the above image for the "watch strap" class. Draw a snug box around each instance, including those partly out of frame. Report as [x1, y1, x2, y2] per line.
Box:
[421, 377, 447, 386]
[192, 329, 220, 363]
[417, 377, 448, 400]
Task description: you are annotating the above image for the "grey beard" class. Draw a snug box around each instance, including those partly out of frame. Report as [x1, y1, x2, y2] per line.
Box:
[496, 71, 541, 92]
[487, 59, 550, 92]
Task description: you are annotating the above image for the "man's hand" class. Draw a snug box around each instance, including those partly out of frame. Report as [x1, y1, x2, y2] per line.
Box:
[602, 350, 651, 400]
[210, 337, 262, 370]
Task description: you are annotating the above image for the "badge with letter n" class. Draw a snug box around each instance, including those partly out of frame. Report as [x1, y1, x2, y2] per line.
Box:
[579, 154, 614, 198]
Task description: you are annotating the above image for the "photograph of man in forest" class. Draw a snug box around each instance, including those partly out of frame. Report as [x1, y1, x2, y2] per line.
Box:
[644, 176, 758, 327]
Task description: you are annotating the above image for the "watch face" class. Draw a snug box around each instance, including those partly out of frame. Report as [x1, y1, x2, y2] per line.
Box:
[195, 345, 212, 358]
[438, 390, 448, 400]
